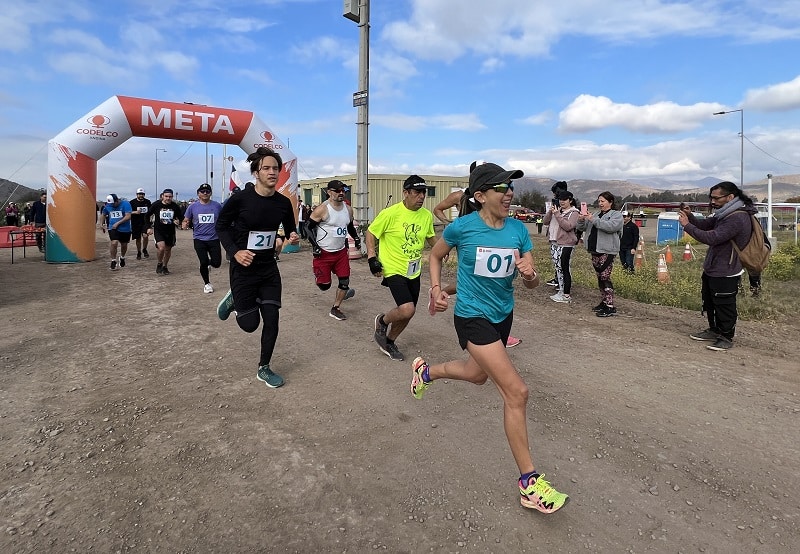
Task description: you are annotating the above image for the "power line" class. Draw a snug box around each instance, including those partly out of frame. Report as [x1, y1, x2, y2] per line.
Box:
[745, 135, 800, 169]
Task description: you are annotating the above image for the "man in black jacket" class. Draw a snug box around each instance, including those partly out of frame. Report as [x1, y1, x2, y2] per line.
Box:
[619, 211, 640, 272]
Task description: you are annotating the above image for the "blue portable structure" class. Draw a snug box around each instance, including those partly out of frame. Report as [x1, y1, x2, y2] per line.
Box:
[656, 212, 684, 244]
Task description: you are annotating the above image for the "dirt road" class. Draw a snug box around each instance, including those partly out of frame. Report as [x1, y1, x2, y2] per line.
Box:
[1, 228, 798, 553]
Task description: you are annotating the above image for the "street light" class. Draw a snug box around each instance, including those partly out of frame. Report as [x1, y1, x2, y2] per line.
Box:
[155, 148, 167, 191]
[713, 109, 743, 187]
[344, 0, 370, 231]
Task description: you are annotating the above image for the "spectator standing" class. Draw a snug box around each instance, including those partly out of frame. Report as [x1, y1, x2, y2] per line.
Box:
[29, 192, 47, 252]
[414, 161, 569, 515]
[99, 193, 133, 270]
[182, 183, 223, 293]
[543, 190, 579, 303]
[619, 211, 640, 272]
[365, 175, 437, 361]
[678, 181, 755, 351]
[5, 202, 20, 226]
[577, 191, 624, 317]
[215, 147, 300, 389]
[147, 189, 183, 275]
[129, 188, 153, 259]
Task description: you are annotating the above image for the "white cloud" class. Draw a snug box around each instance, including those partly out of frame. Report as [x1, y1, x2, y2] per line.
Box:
[559, 95, 726, 134]
[743, 75, 800, 112]
[519, 111, 552, 126]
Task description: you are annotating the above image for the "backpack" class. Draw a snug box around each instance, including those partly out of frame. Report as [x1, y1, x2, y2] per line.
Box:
[726, 211, 771, 273]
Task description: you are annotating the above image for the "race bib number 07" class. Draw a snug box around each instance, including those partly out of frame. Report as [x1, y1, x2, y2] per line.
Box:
[247, 230, 277, 250]
[198, 213, 215, 224]
[474, 247, 516, 278]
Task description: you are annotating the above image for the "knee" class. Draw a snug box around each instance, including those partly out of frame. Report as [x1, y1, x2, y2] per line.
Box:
[505, 382, 529, 408]
[471, 374, 489, 386]
[235, 308, 261, 333]
[396, 303, 416, 320]
[317, 282, 332, 291]
[337, 277, 350, 290]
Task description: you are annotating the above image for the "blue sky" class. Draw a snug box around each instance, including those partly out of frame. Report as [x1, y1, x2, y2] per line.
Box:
[2, 0, 800, 201]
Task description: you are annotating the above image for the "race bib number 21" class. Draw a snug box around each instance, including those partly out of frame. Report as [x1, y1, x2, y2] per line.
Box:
[474, 247, 517, 278]
[247, 230, 277, 250]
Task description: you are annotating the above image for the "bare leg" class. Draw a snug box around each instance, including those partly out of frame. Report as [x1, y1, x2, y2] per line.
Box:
[383, 302, 415, 341]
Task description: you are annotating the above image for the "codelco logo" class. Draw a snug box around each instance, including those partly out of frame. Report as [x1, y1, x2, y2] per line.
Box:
[254, 130, 283, 149]
[77, 114, 118, 137]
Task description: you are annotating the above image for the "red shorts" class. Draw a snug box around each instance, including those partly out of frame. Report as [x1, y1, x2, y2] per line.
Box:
[313, 248, 350, 285]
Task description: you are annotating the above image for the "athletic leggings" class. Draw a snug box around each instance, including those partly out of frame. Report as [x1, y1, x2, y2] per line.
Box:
[549, 243, 574, 294]
[591, 253, 616, 307]
[193, 239, 222, 284]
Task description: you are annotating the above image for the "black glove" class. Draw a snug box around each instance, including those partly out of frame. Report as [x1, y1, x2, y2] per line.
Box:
[368, 256, 383, 275]
[354, 237, 362, 251]
[312, 245, 321, 257]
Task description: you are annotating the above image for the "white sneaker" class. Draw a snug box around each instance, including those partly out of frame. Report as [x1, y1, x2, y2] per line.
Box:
[203, 283, 214, 294]
[550, 292, 571, 303]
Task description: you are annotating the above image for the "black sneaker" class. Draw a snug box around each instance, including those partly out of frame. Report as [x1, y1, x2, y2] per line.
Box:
[591, 302, 606, 312]
[136, 252, 142, 260]
[156, 263, 163, 275]
[329, 306, 346, 321]
[143, 249, 150, 258]
[381, 341, 405, 361]
[110, 260, 118, 271]
[374, 314, 389, 350]
[706, 337, 733, 351]
[119, 257, 126, 268]
[690, 329, 719, 341]
[546, 278, 558, 287]
[596, 306, 617, 317]
[162, 266, 170, 275]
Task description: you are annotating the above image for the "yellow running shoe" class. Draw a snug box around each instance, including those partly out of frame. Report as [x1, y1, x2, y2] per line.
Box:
[518, 473, 568, 513]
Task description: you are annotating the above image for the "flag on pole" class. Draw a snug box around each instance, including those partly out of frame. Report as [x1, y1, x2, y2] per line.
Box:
[229, 162, 243, 193]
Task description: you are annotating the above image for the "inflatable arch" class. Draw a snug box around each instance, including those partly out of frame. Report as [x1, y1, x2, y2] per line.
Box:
[46, 95, 297, 263]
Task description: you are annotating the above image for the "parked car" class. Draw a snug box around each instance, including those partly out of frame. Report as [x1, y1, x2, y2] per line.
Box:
[512, 208, 540, 222]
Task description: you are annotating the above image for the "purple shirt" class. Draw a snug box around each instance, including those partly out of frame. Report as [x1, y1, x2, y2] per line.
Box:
[185, 200, 222, 241]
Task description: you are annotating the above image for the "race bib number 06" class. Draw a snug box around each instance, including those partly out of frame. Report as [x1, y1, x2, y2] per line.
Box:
[474, 247, 516, 278]
[247, 230, 277, 250]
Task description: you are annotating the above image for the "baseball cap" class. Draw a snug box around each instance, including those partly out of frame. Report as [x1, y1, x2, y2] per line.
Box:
[326, 180, 346, 191]
[106, 194, 118, 204]
[197, 183, 212, 193]
[136, 188, 146, 194]
[622, 210, 630, 216]
[403, 175, 428, 190]
[468, 163, 523, 195]
[162, 188, 174, 196]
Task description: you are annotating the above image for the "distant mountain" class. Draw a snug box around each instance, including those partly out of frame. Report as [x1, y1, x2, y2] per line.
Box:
[514, 174, 800, 203]
[1, 179, 41, 205]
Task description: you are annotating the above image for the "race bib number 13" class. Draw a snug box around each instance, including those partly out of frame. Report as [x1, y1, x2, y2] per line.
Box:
[474, 247, 516, 278]
[247, 230, 277, 250]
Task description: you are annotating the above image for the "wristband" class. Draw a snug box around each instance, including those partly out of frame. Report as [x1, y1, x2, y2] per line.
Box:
[522, 270, 538, 282]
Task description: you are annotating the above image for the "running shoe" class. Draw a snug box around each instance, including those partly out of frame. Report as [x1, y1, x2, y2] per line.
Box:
[519, 473, 568, 514]
[344, 288, 355, 301]
[256, 365, 285, 388]
[203, 283, 214, 294]
[156, 263, 163, 275]
[162, 266, 170, 275]
[706, 337, 733, 351]
[143, 249, 150, 258]
[119, 257, 126, 268]
[374, 314, 389, 350]
[110, 260, 118, 271]
[505, 335, 521, 348]
[591, 302, 606, 312]
[596, 306, 617, 317]
[381, 341, 404, 361]
[546, 278, 558, 287]
[411, 357, 431, 399]
[136, 252, 142, 260]
[217, 289, 235, 321]
[549, 293, 571, 303]
[750, 286, 761, 298]
[329, 306, 346, 321]
[690, 329, 719, 341]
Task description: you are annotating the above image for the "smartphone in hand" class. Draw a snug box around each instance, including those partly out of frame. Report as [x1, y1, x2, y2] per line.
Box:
[580, 202, 588, 216]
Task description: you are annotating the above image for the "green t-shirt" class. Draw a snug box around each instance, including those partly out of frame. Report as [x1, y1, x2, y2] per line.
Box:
[368, 202, 435, 279]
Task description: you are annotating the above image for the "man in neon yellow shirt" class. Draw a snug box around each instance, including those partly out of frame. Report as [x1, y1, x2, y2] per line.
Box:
[366, 175, 437, 361]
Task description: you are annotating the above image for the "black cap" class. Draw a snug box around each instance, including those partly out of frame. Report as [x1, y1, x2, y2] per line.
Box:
[403, 174, 427, 190]
[468, 163, 523, 195]
[326, 180, 346, 191]
[197, 183, 212, 193]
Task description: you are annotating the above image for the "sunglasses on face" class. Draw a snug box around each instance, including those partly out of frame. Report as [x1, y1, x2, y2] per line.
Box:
[485, 182, 514, 194]
[709, 193, 730, 200]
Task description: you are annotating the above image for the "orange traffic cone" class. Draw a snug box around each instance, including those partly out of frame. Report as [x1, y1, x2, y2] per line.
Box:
[682, 243, 692, 261]
[634, 239, 644, 269]
[657, 254, 670, 284]
[665, 244, 673, 264]
[347, 236, 362, 260]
